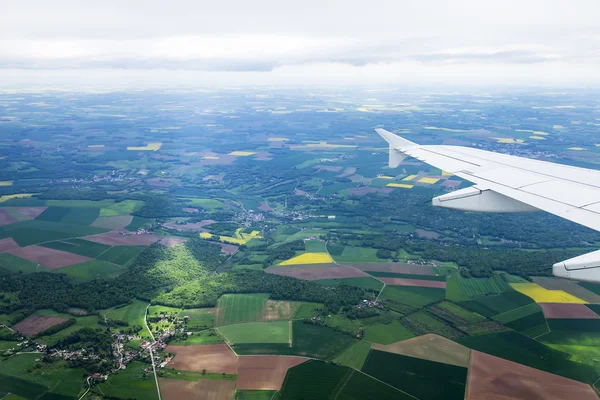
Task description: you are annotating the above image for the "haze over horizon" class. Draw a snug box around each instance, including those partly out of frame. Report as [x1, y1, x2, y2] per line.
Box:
[1, 0, 600, 87]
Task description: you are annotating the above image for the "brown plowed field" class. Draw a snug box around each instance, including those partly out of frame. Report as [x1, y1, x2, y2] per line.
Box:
[0, 237, 19, 252]
[84, 229, 186, 247]
[164, 220, 216, 231]
[14, 206, 48, 219]
[159, 378, 236, 400]
[378, 277, 446, 288]
[0, 210, 18, 226]
[7, 245, 91, 269]
[13, 314, 69, 337]
[165, 344, 237, 374]
[372, 334, 470, 367]
[266, 266, 369, 280]
[347, 262, 435, 275]
[216, 243, 238, 255]
[91, 215, 134, 229]
[237, 356, 309, 390]
[532, 277, 600, 303]
[159, 237, 188, 248]
[466, 351, 599, 400]
[539, 303, 600, 319]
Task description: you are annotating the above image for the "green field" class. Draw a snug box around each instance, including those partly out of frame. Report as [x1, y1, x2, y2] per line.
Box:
[363, 320, 415, 345]
[96, 361, 159, 400]
[446, 273, 512, 302]
[59, 259, 126, 283]
[37, 206, 100, 226]
[235, 390, 276, 400]
[168, 328, 224, 346]
[97, 245, 145, 265]
[432, 301, 486, 324]
[40, 238, 111, 258]
[233, 321, 357, 359]
[362, 350, 468, 400]
[315, 277, 384, 291]
[333, 340, 373, 369]
[0, 220, 108, 246]
[493, 302, 542, 324]
[458, 290, 534, 318]
[101, 300, 152, 337]
[292, 302, 323, 319]
[216, 293, 270, 326]
[32, 310, 104, 346]
[0, 353, 86, 399]
[332, 247, 381, 262]
[125, 216, 153, 231]
[181, 308, 214, 330]
[99, 200, 144, 216]
[304, 239, 326, 252]
[218, 321, 290, 344]
[276, 360, 352, 400]
[183, 197, 225, 211]
[403, 310, 463, 339]
[458, 331, 599, 384]
[367, 271, 446, 281]
[335, 370, 415, 400]
[380, 286, 446, 308]
[0, 253, 45, 274]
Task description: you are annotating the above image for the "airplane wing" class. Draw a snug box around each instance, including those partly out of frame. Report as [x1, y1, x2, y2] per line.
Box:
[376, 128, 600, 283]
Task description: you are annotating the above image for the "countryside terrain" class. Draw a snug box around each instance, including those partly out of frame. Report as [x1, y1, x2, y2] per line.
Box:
[0, 88, 600, 399]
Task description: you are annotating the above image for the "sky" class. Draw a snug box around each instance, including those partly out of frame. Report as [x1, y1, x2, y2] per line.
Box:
[1, 0, 599, 87]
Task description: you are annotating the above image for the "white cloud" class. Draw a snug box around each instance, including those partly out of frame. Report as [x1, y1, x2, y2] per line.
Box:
[1, 0, 599, 85]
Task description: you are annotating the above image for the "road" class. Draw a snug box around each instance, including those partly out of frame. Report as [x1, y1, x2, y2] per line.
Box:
[144, 304, 161, 400]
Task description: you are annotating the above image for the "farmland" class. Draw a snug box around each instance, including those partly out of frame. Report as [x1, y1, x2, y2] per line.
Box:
[218, 321, 290, 344]
[333, 340, 373, 369]
[446, 273, 511, 302]
[363, 320, 415, 345]
[96, 362, 159, 400]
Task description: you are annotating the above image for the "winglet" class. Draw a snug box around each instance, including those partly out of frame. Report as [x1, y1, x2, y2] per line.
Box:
[375, 128, 418, 168]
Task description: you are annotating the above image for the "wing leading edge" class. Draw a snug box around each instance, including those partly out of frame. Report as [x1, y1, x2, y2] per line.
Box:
[376, 128, 600, 283]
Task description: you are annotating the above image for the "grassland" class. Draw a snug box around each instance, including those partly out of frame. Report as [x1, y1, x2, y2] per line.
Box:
[216, 293, 270, 326]
[0, 253, 45, 274]
[181, 308, 214, 330]
[218, 321, 290, 344]
[333, 340, 373, 369]
[362, 350, 468, 400]
[97, 245, 145, 265]
[432, 301, 486, 324]
[458, 290, 535, 318]
[96, 361, 159, 399]
[59, 259, 126, 283]
[380, 286, 445, 308]
[168, 328, 225, 346]
[183, 197, 225, 211]
[101, 300, 152, 337]
[99, 200, 144, 216]
[363, 321, 415, 345]
[292, 302, 323, 319]
[304, 239, 326, 252]
[31, 310, 104, 346]
[446, 273, 511, 302]
[510, 283, 587, 304]
[332, 246, 381, 262]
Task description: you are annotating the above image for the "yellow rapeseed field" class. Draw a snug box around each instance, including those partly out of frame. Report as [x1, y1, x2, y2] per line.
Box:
[127, 142, 162, 151]
[387, 183, 413, 189]
[419, 177, 440, 184]
[199, 232, 213, 239]
[0, 181, 13, 186]
[442, 171, 453, 176]
[403, 175, 418, 181]
[200, 227, 262, 245]
[228, 151, 256, 156]
[0, 193, 33, 203]
[279, 252, 334, 266]
[510, 283, 587, 304]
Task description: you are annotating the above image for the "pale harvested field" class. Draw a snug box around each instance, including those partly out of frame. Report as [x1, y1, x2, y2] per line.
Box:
[237, 356, 309, 390]
[373, 334, 470, 367]
[0, 237, 19, 252]
[379, 277, 446, 288]
[539, 303, 600, 319]
[165, 344, 237, 374]
[466, 351, 599, 400]
[348, 262, 435, 275]
[84, 229, 186, 247]
[7, 245, 91, 269]
[532, 277, 600, 303]
[164, 220, 215, 231]
[0, 209, 18, 226]
[266, 265, 369, 280]
[91, 215, 134, 229]
[159, 378, 236, 400]
[262, 300, 297, 321]
[13, 206, 47, 219]
[13, 314, 69, 337]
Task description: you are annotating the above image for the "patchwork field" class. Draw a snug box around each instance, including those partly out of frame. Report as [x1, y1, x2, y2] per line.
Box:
[510, 282, 587, 304]
[237, 356, 308, 390]
[0, 219, 109, 246]
[372, 334, 471, 368]
[165, 344, 237, 374]
[40, 238, 111, 257]
[0, 237, 19, 252]
[59, 259, 126, 283]
[12, 314, 69, 337]
[84, 229, 184, 246]
[380, 286, 446, 308]
[266, 265, 369, 280]
[533, 277, 600, 303]
[97, 245, 145, 265]
[160, 378, 236, 400]
[333, 340, 373, 370]
[466, 351, 598, 400]
[459, 290, 535, 318]
[7, 245, 91, 269]
[446, 273, 511, 302]
[91, 214, 135, 229]
[363, 321, 415, 345]
[315, 276, 384, 291]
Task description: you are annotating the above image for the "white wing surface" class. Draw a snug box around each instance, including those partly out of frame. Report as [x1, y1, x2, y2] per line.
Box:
[376, 128, 600, 283]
